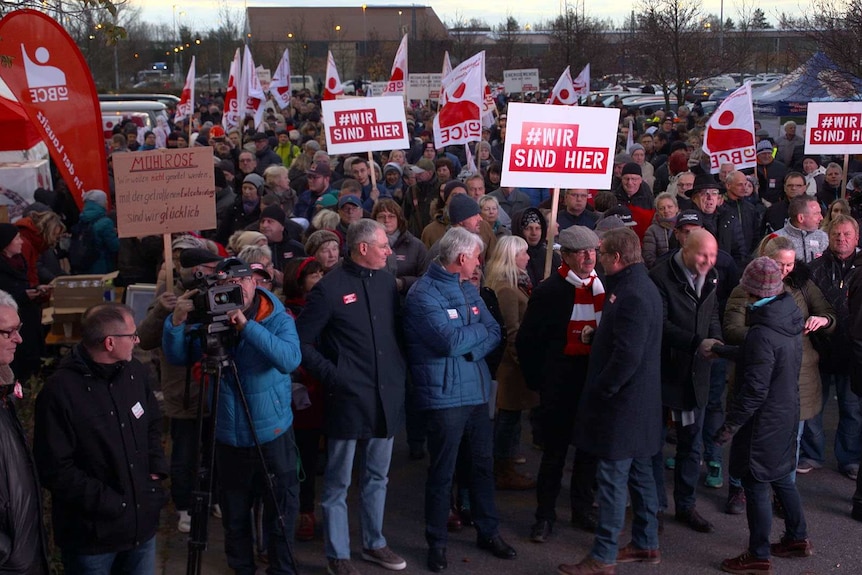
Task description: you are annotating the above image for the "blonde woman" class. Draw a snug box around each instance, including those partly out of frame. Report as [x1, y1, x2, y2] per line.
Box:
[485, 235, 538, 490]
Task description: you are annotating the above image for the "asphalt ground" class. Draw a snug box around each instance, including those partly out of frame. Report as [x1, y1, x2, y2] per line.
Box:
[159, 398, 862, 575]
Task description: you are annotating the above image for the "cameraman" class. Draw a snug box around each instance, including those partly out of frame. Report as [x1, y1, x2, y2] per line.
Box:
[163, 257, 302, 575]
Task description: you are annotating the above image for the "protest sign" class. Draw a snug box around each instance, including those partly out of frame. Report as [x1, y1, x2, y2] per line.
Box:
[503, 68, 539, 93]
[408, 73, 442, 100]
[112, 147, 216, 238]
[322, 96, 409, 155]
[805, 102, 862, 154]
[501, 102, 618, 189]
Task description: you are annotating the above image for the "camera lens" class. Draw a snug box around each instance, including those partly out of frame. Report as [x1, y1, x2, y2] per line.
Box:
[213, 292, 229, 305]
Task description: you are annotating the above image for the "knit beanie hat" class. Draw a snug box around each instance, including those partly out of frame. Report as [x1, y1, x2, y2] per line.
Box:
[83, 189, 108, 208]
[260, 204, 286, 225]
[442, 180, 467, 204]
[740, 257, 784, 298]
[621, 162, 642, 177]
[448, 194, 480, 225]
[0, 223, 19, 252]
[243, 173, 265, 192]
[627, 143, 645, 155]
[305, 230, 340, 256]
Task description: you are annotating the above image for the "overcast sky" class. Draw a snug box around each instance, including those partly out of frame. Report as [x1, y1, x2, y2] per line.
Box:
[133, 0, 796, 33]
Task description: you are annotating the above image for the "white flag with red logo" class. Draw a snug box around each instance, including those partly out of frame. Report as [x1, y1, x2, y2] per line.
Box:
[323, 51, 344, 101]
[383, 34, 408, 97]
[242, 46, 266, 128]
[702, 82, 756, 174]
[433, 51, 485, 147]
[269, 48, 292, 110]
[435, 51, 451, 100]
[546, 66, 576, 106]
[572, 64, 590, 98]
[222, 49, 241, 131]
[174, 56, 195, 123]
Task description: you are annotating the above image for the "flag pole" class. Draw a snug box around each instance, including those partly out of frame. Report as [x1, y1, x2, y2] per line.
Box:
[543, 187, 561, 280]
[842, 153, 849, 199]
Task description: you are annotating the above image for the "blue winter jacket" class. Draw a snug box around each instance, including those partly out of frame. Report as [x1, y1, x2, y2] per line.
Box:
[403, 262, 501, 410]
[79, 200, 119, 274]
[162, 289, 301, 447]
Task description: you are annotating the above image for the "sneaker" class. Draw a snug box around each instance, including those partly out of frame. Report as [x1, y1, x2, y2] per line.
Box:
[530, 519, 552, 543]
[177, 510, 191, 533]
[211, 504, 222, 518]
[327, 558, 360, 575]
[725, 487, 746, 515]
[770, 535, 813, 558]
[720, 551, 772, 574]
[296, 512, 315, 541]
[665, 456, 676, 470]
[705, 461, 724, 489]
[796, 460, 818, 474]
[361, 546, 407, 571]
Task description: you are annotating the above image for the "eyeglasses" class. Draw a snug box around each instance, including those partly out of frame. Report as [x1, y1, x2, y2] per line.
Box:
[0, 323, 23, 339]
[102, 331, 138, 342]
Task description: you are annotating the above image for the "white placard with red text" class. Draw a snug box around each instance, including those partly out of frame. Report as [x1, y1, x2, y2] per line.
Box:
[501, 102, 619, 189]
[805, 102, 862, 154]
[321, 96, 409, 155]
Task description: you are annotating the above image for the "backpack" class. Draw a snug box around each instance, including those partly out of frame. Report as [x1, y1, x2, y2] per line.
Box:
[68, 219, 99, 273]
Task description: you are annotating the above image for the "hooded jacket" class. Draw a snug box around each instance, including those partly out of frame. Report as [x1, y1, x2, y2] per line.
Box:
[78, 200, 120, 274]
[33, 348, 168, 554]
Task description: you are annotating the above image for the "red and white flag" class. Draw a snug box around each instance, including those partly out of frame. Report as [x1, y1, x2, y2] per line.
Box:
[625, 117, 635, 151]
[383, 34, 408, 97]
[433, 51, 484, 147]
[174, 56, 196, 124]
[269, 48, 292, 110]
[323, 51, 344, 100]
[546, 66, 576, 105]
[222, 48, 241, 131]
[572, 64, 590, 98]
[442, 51, 452, 77]
[242, 46, 266, 128]
[702, 82, 756, 174]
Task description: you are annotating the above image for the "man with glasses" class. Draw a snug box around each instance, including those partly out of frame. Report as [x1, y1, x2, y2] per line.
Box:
[686, 174, 747, 266]
[517, 226, 603, 542]
[558, 189, 599, 231]
[763, 172, 809, 236]
[34, 303, 168, 575]
[296, 219, 408, 575]
[163, 257, 302, 575]
[0, 290, 50, 574]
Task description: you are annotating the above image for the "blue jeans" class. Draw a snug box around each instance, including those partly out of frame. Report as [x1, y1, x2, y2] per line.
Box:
[741, 472, 807, 559]
[62, 536, 155, 575]
[591, 457, 659, 564]
[424, 404, 499, 549]
[801, 372, 862, 470]
[672, 406, 705, 512]
[493, 408, 522, 459]
[702, 359, 727, 464]
[321, 437, 393, 559]
[217, 429, 299, 575]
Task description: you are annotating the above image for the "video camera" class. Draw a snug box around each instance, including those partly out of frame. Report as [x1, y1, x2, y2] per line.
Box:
[188, 257, 248, 339]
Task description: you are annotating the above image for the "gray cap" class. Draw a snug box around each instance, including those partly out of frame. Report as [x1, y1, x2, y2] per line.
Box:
[594, 215, 627, 237]
[558, 225, 599, 251]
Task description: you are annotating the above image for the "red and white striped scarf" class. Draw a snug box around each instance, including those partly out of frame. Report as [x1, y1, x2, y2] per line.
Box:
[559, 263, 605, 356]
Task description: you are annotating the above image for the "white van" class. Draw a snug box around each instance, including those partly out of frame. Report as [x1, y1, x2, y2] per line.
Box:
[100, 100, 169, 143]
[290, 75, 317, 94]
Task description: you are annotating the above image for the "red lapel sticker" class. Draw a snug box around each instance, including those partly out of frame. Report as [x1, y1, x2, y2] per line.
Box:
[343, 293, 357, 304]
[471, 306, 479, 315]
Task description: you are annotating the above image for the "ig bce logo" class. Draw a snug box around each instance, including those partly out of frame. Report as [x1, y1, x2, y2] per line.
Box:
[21, 44, 69, 102]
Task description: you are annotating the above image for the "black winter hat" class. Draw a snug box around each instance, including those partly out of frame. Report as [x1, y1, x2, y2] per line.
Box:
[0, 224, 19, 252]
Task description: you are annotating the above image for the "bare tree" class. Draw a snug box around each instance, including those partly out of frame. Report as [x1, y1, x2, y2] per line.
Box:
[412, 12, 448, 73]
[545, 1, 610, 80]
[448, 10, 486, 65]
[784, 0, 862, 78]
[490, 14, 521, 77]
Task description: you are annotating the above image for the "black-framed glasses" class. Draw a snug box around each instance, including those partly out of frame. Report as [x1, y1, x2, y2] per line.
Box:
[0, 323, 23, 339]
[101, 331, 138, 342]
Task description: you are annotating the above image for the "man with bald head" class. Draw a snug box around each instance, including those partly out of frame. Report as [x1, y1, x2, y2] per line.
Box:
[650, 228, 724, 534]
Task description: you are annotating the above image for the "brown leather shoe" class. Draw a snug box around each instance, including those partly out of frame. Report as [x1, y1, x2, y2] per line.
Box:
[675, 507, 714, 533]
[616, 543, 661, 564]
[557, 555, 616, 575]
[494, 459, 536, 490]
[770, 536, 813, 558]
[720, 551, 773, 574]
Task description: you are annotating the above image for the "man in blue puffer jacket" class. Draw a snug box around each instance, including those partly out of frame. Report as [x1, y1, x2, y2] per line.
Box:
[404, 227, 516, 573]
[163, 257, 301, 575]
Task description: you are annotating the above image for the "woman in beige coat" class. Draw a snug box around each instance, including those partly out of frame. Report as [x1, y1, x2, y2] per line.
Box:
[486, 235, 539, 490]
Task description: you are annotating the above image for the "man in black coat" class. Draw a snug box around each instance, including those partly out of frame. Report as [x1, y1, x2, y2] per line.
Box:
[296, 219, 408, 574]
[517, 226, 602, 543]
[723, 171, 763, 258]
[34, 303, 168, 574]
[650, 228, 723, 534]
[687, 174, 747, 266]
[560, 228, 663, 575]
[0, 292, 50, 575]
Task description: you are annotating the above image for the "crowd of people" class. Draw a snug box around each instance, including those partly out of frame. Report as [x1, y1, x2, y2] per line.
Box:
[3, 87, 862, 575]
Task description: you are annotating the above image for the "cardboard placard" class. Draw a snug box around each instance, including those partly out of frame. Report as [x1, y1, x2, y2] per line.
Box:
[503, 68, 540, 94]
[501, 102, 619, 189]
[408, 73, 442, 100]
[322, 96, 409, 155]
[111, 147, 217, 238]
[805, 102, 862, 154]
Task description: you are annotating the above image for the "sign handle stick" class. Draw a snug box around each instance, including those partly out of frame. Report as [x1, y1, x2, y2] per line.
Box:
[842, 153, 850, 200]
[368, 150, 377, 187]
[543, 187, 561, 280]
[163, 233, 174, 290]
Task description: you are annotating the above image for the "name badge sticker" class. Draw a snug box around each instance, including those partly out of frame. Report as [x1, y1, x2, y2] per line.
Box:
[131, 401, 144, 419]
[447, 308, 459, 319]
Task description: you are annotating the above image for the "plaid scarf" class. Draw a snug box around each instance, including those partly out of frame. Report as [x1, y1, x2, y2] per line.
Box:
[559, 263, 605, 356]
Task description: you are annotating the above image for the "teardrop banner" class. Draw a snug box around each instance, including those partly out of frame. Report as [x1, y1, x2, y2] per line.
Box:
[0, 9, 109, 208]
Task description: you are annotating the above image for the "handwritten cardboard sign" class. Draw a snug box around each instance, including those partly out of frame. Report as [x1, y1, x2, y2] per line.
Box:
[112, 147, 216, 238]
